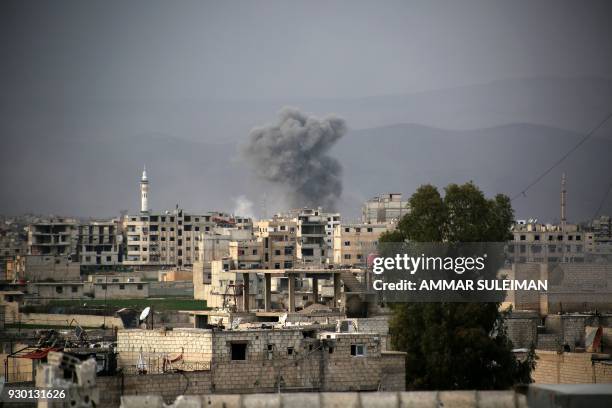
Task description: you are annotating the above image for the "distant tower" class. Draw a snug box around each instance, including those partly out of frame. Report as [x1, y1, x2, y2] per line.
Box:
[561, 173, 566, 230]
[140, 166, 149, 213]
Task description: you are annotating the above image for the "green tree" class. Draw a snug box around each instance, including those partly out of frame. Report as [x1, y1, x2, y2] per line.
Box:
[381, 182, 533, 390]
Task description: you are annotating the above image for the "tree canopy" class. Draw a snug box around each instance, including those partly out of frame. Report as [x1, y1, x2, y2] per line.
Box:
[381, 182, 533, 390]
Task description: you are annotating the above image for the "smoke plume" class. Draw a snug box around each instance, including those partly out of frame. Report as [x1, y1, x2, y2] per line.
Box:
[242, 108, 347, 211]
[233, 195, 255, 218]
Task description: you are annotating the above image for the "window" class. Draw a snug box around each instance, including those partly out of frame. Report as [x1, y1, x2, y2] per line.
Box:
[344, 241, 350, 246]
[287, 347, 294, 356]
[350, 344, 366, 356]
[367, 228, 373, 233]
[275, 249, 281, 256]
[119, 284, 125, 290]
[55, 286, 63, 294]
[231, 343, 247, 360]
[519, 235, 526, 241]
[344, 254, 351, 260]
[137, 284, 143, 290]
[71, 286, 78, 293]
[344, 227, 350, 233]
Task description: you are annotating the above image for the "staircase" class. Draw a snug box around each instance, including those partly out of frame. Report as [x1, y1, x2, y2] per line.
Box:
[340, 270, 366, 293]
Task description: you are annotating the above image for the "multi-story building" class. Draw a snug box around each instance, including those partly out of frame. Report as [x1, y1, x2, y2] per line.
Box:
[77, 221, 122, 267]
[362, 193, 409, 224]
[295, 208, 328, 264]
[254, 216, 299, 269]
[586, 215, 612, 258]
[0, 219, 27, 259]
[122, 168, 225, 267]
[509, 221, 586, 263]
[333, 223, 391, 266]
[27, 218, 78, 258]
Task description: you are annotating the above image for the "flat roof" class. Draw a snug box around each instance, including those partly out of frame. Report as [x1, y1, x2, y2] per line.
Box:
[228, 268, 360, 276]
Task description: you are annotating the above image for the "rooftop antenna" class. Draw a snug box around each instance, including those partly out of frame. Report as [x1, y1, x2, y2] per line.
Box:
[561, 173, 567, 231]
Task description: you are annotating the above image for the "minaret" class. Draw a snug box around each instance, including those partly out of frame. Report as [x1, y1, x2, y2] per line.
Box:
[140, 166, 149, 213]
[560, 173, 566, 231]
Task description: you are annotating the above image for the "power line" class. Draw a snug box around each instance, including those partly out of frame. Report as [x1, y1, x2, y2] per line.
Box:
[592, 177, 612, 219]
[511, 110, 612, 201]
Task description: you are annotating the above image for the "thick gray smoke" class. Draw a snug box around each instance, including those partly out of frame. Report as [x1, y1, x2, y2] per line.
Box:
[242, 107, 347, 210]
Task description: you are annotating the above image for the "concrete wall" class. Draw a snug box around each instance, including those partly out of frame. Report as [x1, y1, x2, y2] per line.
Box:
[117, 329, 213, 374]
[149, 281, 193, 297]
[115, 327, 405, 393]
[94, 282, 149, 299]
[98, 371, 212, 407]
[29, 283, 85, 303]
[533, 350, 612, 383]
[19, 313, 123, 328]
[118, 391, 527, 408]
[23, 255, 80, 282]
[505, 311, 539, 349]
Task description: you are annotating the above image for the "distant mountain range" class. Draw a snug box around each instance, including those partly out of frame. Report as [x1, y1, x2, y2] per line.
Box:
[2, 122, 610, 221]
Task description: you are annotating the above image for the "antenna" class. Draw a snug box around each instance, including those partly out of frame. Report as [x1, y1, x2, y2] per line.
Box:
[561, 173, 567, 231]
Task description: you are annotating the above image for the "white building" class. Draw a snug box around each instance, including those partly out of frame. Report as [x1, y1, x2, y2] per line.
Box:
[362, 193, 409, 224]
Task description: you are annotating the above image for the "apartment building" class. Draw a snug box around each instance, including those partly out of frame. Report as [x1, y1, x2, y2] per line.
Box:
[586, 215, 612, 258]
[122, 209, 217, 267]
[122, 169, 218, 267]
[333, 223, 391, 266]
[77, 221, 122, 267]
[254, 216, 299, 268]
[509, 221, 586, 263]
[27, 218, 78, 258]
[362, 193, 409, 224]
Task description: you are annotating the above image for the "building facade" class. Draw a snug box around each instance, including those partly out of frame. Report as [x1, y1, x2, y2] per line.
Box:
[361, 193, 409, 224]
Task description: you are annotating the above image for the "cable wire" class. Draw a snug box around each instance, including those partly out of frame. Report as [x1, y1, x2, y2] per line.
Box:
[511, 110, 612, 201]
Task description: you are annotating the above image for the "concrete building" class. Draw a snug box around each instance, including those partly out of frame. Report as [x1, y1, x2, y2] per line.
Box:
[94, 281, 149, 299]
[503, 262, 612, 314]
[77, 220, 122, 267]
[122, 169, 239, 268]
[295, 208, 330, 265]
[333, 223, 391, 266]
[509, 221, 586, 263]
[28, 282, 85, 303]
[114, 324, 405, 394]
[254, 215, 300, 268]
[361, 193, 409, 224]
[0, 221, 27, 259]
[586, 215, 612, 259]
[18, 254, 81, 282]
[27, 218, 78, 258]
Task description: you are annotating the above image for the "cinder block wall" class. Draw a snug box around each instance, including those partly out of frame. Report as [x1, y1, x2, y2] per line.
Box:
[532, 350, 612, 383]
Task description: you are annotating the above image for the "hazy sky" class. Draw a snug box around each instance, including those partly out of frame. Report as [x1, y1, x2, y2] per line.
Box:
[1, 1, 611, 219]
[2, 0, 611, 102]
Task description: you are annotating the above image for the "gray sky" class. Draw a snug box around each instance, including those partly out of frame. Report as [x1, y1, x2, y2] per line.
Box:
[1, 0, 611, 219]
[2, 0, 611, 102]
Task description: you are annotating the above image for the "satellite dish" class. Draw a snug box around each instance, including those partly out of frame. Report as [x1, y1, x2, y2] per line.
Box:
[140, 307, 151, 322]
